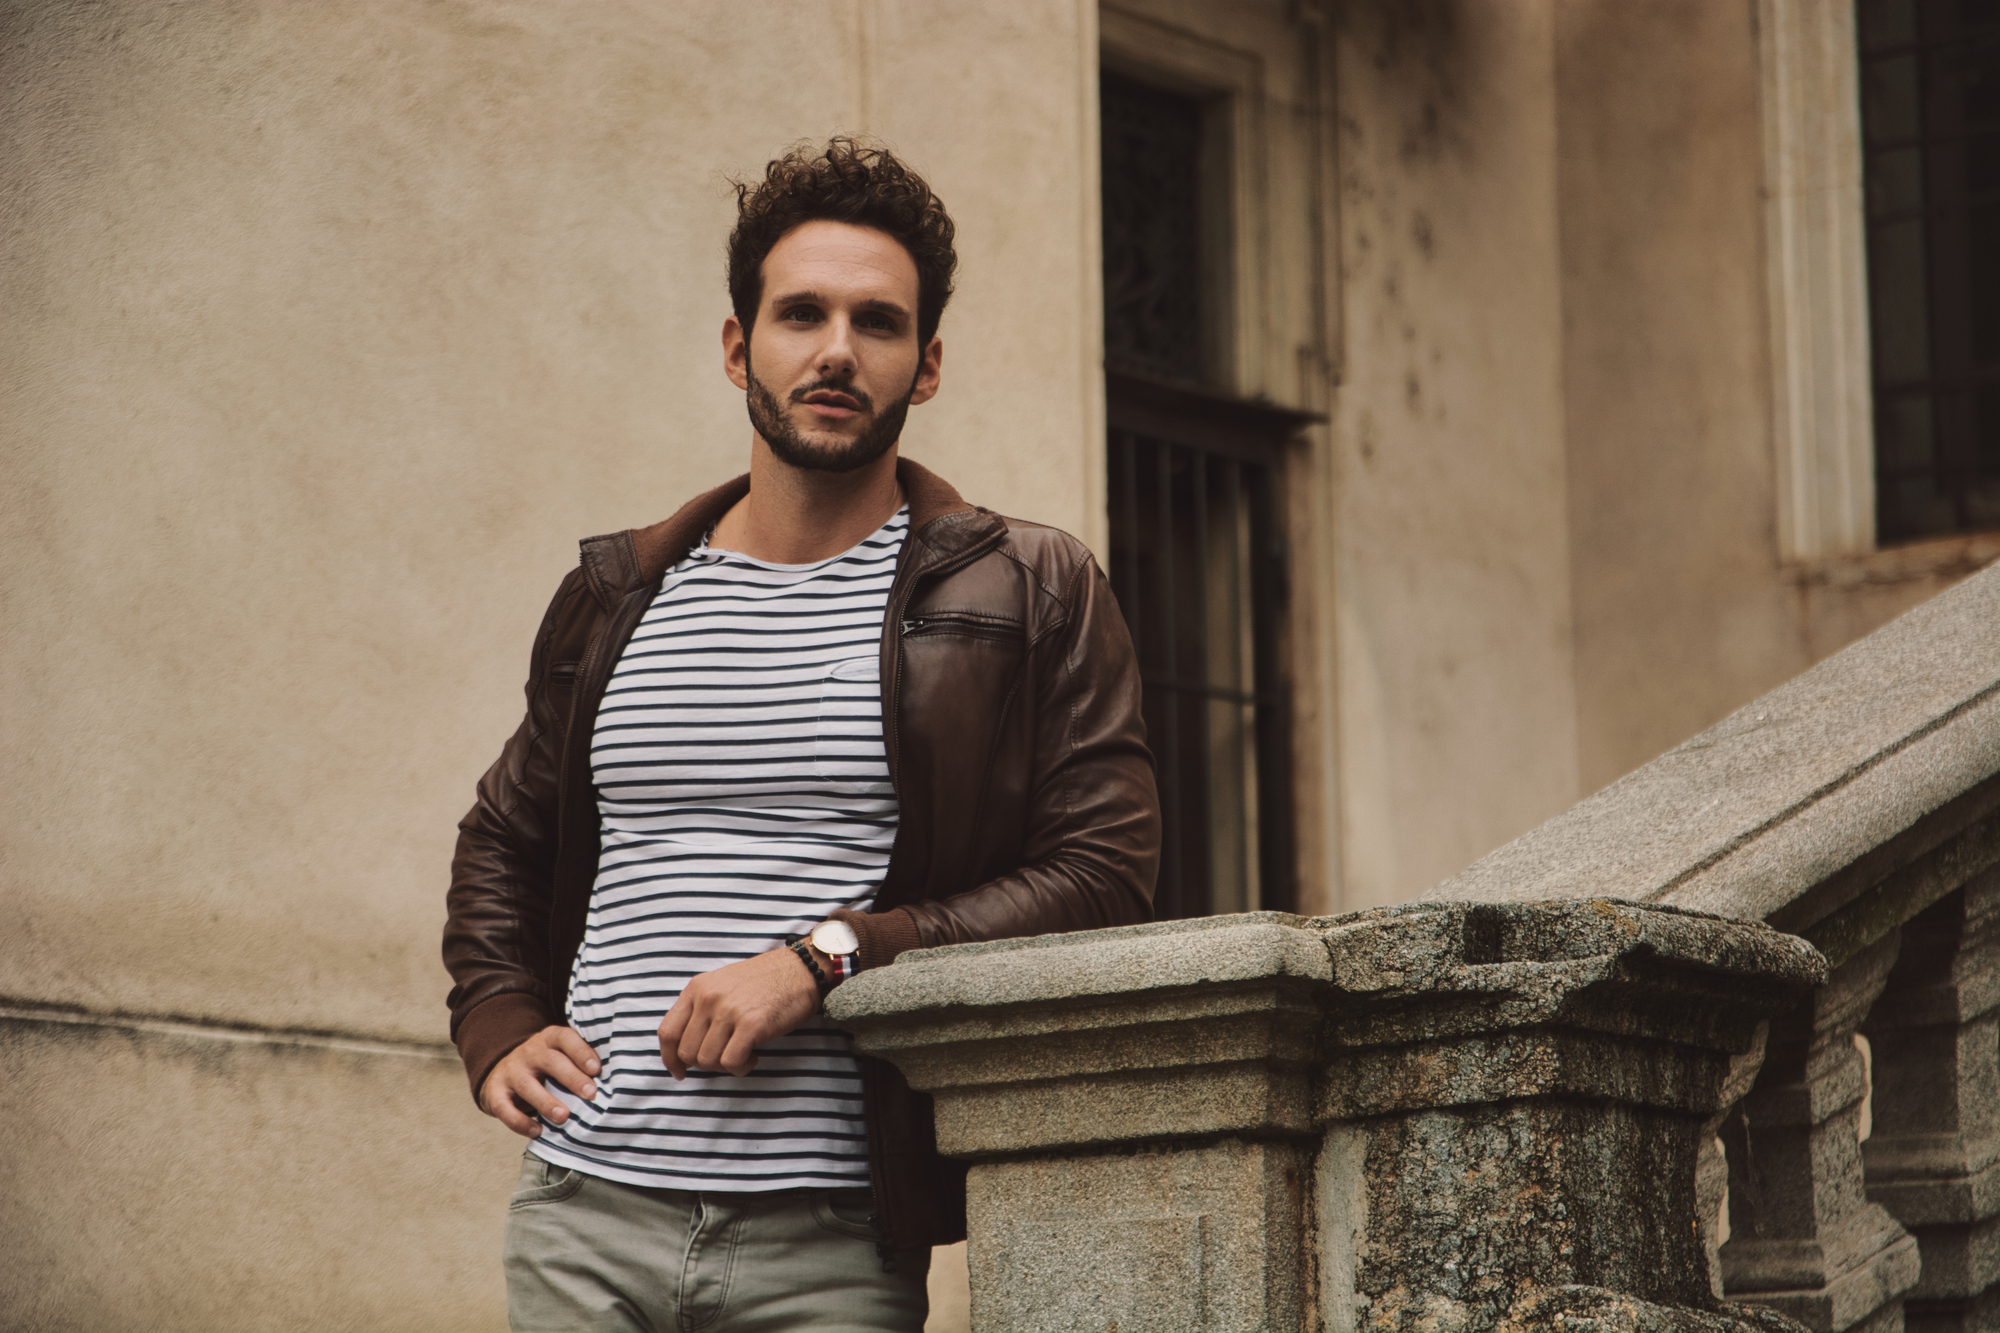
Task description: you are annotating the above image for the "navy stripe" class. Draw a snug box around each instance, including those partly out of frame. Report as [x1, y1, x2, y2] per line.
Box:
[540, 507, 906, 1193]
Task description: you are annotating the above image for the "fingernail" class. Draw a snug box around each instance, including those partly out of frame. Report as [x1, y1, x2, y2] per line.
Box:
[550, 1108, 566, 1122]
[587, 1060, 601, 1074]
[582, 1084, 596, 1100]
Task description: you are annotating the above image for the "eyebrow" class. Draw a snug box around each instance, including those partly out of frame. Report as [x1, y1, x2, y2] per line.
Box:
[769, 289, 912, 320]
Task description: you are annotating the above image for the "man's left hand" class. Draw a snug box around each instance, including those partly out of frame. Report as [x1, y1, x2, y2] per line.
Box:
[658, 944, 824, 1079]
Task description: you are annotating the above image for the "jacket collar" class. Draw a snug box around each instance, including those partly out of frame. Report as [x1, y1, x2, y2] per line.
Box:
[576, 456, 1002, 607]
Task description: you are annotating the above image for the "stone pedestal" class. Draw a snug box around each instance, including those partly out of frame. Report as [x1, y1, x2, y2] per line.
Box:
[1864, 876, 2000, 1333]
[830, 913, 1328, 1333]
[1721, 931, 1921, 1333]
[1314, 901, 1825, 1333]
[830, 902, 1827, 1333]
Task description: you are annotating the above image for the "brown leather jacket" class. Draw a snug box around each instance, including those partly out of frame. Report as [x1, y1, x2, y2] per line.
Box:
[444, 458, 1159, 1248]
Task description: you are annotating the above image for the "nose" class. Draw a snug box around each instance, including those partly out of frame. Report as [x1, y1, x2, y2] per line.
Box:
[816, 314, 860, 379]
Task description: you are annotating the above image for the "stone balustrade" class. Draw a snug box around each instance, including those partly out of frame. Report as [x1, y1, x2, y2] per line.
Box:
[1420, 559, 2000, 1333]
[832, 901, 1824, 1331]
[1862, 876, 2000, 1332]
[827, 563, 2000, 1331]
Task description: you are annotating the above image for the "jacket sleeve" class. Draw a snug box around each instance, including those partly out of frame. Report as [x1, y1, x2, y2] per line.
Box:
[442, 566, 589, 1102]
[836, 550, 1160, 966]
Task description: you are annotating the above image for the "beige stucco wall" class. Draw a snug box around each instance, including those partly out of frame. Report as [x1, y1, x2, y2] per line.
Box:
[1, 0, 1093, 1325]
[1329, 0, 1582, 907]
[0, 1013, 518, 1332]
[1551, 0, 1995, 796]
[1319, 0, 1994, 907]
[1554, 0, 1798, 796]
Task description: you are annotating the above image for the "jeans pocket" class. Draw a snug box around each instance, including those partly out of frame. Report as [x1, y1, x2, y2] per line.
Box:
[809, 1188, 880, 1241]
[509, 1151, 587, 1210]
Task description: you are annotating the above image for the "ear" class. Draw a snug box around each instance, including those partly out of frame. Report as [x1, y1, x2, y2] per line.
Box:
[908, 335, 944, 407]
[722, 315, 750, 391]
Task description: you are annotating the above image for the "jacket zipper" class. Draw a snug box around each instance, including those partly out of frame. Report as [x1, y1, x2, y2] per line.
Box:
[882, 528, 1007, 798]
[554, 637, 599, 816]
[867, 522, 1006, 1250]
[898, 613, 1018, 641]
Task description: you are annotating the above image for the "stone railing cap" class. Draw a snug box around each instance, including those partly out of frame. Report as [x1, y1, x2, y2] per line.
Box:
[825, 912, 1330, 1024]
[1315, 898, 1828, 1000]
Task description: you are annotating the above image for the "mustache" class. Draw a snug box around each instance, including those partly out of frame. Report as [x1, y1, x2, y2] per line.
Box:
[789, 378, 873, 411]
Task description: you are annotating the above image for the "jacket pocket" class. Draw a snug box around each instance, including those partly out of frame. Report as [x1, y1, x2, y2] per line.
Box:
[898, 612, 1020, 643]
[814, 656, 891, 793]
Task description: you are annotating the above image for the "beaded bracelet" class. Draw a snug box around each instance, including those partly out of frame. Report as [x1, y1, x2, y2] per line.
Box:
[786, 938, 832, 997]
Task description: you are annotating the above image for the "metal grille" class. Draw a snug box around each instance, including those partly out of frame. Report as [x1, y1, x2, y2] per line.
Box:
[1105, 384, 1299, 921]
[1100, 71, 1206, 383]
[1858, 0, 2000, 542]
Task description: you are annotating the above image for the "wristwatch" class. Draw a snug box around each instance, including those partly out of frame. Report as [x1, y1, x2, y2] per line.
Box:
[810, 919, 861, 984]
[788, 919, 862, 998]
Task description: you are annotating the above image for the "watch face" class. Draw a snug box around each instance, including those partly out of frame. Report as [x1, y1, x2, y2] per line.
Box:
[811, 919, 861, 956]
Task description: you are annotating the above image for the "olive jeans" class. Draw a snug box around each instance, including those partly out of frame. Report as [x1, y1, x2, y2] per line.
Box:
[502, 1151, 931, 1333]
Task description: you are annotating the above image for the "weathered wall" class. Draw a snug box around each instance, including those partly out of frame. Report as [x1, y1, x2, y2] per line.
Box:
[1550, 0, 1992, 797]
[1323, 0, 1996, 908]
[1553, 0, 1795, 797]
[0, 0, 1094, 1325]
[1329, 0, 1581, 907]
[0, 1012, 518, 1333]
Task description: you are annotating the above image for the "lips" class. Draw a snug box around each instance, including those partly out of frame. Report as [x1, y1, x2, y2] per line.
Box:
[801, 389, 862, 412]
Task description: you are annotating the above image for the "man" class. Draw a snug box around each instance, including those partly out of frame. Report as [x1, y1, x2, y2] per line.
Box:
[444, 137, 1160, 1332]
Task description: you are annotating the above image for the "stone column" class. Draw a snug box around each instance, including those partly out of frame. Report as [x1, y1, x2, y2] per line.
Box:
[829, 901, 1826, 1333]
[830, 913, 1330, 1333]
[1721, 931, 1922, 1333]
[1863, 876, 2000, 1333]
[1314, 900, 1824, 1333]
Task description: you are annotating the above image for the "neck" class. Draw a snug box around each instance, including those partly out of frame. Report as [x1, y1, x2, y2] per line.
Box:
[709, 438, 904, 564]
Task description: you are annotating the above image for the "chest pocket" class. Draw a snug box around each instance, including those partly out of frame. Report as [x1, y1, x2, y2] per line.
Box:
[814, 656, 891, 793]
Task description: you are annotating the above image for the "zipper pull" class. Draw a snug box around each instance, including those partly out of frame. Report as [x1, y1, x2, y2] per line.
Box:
[900, 618, 925, 636]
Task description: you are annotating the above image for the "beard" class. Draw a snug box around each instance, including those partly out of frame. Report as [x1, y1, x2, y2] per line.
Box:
[745, 360, 916, 474]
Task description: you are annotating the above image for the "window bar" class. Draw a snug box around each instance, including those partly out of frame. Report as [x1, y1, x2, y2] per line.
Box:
[1192, 450, 1211, 662]
[1155, 437, 1183, 920]
[1117, 430, 1141, 655]
[1249, 462, 1296, 912]
[1190, 451, 1214, 917]
[1225, 456, 1252, 911]
[1923, 20, 1973, 527]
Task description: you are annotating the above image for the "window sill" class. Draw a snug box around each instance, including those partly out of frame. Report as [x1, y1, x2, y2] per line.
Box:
[1790, 531, 2000, 590]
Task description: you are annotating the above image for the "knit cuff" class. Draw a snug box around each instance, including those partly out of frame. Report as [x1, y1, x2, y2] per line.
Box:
[453, 989, 556, 1105]
[832, 905, 923, 973]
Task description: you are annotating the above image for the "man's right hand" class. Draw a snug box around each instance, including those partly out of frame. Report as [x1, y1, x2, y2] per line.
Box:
[478, 1025, 602, 1139]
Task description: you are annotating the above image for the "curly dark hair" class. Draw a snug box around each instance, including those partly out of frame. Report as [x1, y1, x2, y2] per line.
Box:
[727, 137, 958, 348]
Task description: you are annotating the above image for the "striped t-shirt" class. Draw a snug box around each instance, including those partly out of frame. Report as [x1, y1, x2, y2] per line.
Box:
[528, 505, 909, 1191]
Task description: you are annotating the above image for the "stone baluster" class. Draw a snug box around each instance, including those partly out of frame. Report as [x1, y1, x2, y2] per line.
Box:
[1704, 1031, 1776, 1297]
[829, 900, 1826, 1333]
[1862, 875, 2000, 1332]
[1720, 931, 1922, 1332]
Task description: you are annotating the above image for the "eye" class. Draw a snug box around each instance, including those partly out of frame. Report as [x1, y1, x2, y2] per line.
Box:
[857, 312, 898, 332]
[781, 303, 823, 324]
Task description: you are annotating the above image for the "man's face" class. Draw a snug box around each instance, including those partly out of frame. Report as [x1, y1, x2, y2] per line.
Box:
[723, 220, 943, 473]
